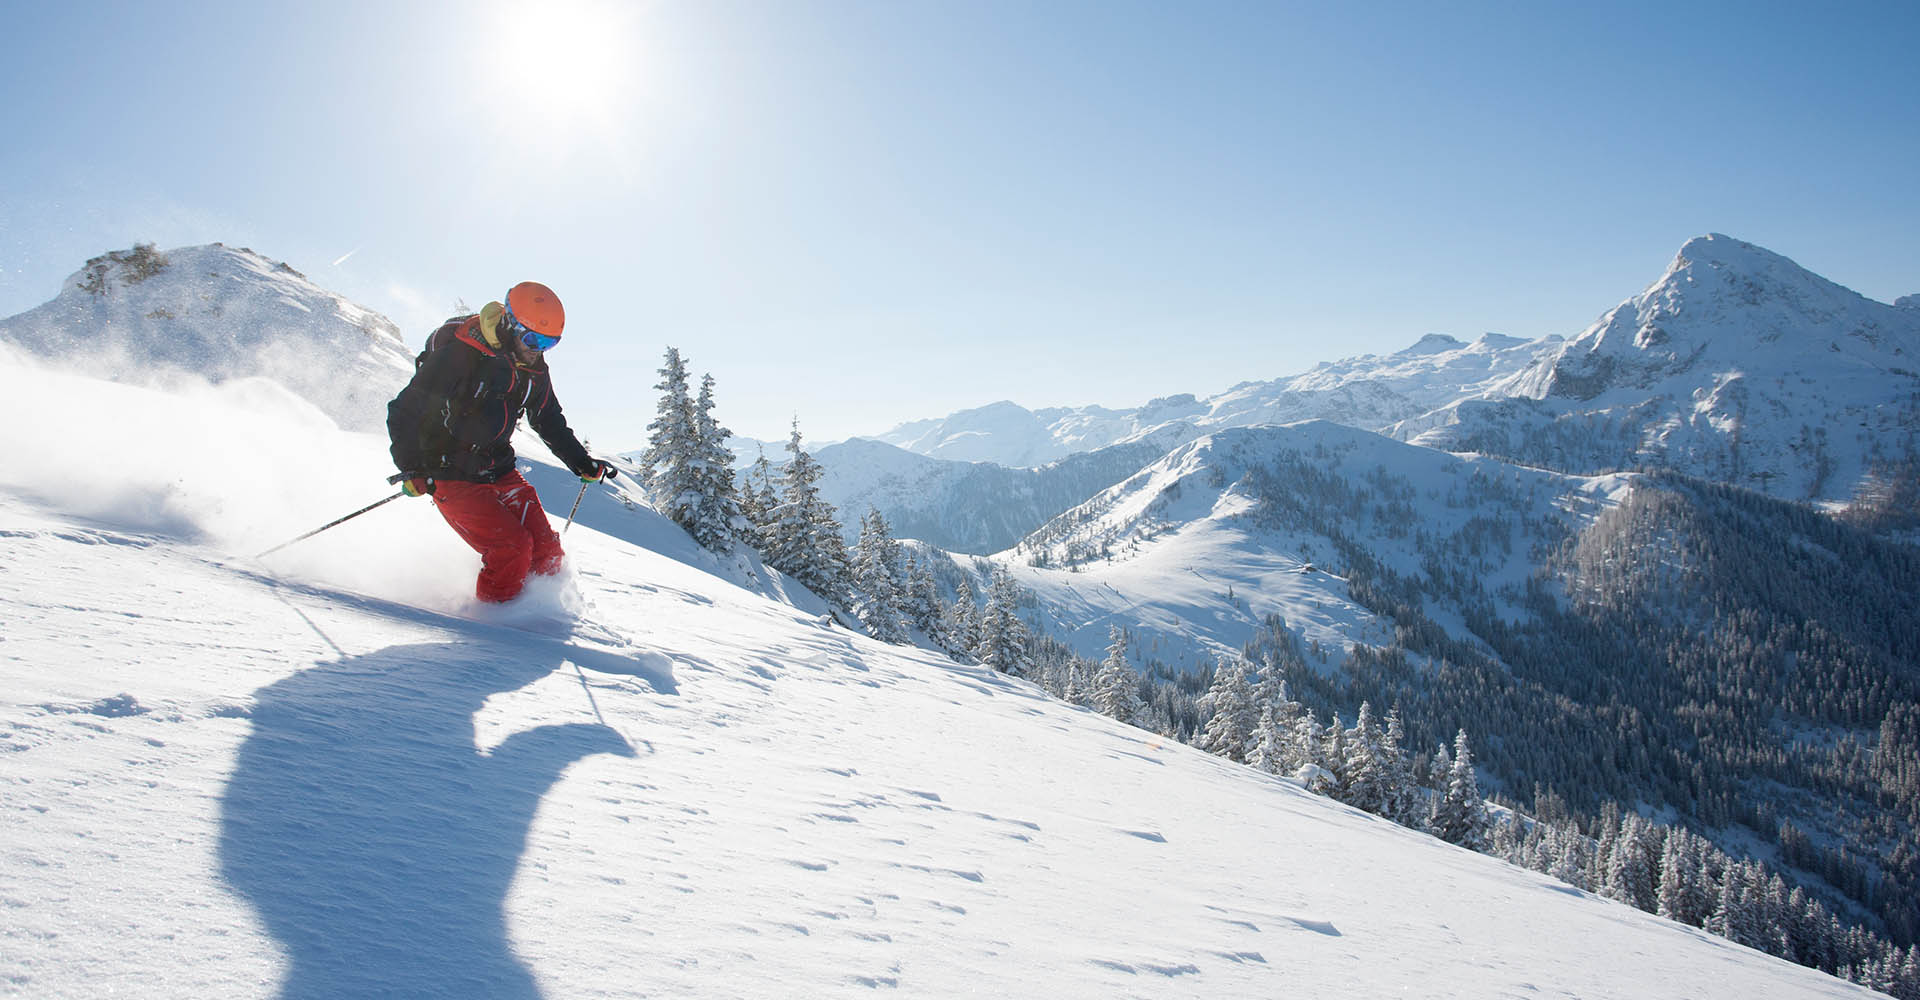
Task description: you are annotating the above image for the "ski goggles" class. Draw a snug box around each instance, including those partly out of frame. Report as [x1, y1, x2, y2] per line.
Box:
[502, 308, 560, 352]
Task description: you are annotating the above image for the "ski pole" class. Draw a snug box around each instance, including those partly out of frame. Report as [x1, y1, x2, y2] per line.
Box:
[256, 490, 407, 559]
[562, 480, 590, 534]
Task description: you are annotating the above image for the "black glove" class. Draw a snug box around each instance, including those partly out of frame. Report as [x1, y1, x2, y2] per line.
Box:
[388, 471, 436, 497]
[579, 459, 617, 484]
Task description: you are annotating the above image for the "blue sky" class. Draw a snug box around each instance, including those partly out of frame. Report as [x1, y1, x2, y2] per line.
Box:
[4, 0, 1916, 446]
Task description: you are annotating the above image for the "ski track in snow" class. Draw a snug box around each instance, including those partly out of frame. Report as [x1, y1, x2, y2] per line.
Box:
[0, 486, 1881, 998]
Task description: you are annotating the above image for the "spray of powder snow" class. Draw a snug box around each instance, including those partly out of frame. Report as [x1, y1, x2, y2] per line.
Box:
[0, 346, 587, 619]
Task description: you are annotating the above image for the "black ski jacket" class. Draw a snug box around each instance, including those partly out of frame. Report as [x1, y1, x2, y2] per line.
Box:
[386, 313, 595, 483]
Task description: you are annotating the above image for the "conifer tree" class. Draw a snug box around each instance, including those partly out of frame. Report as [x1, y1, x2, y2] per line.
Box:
[1380, 707, 1418, 826]
[1427, 741, 1453, 791]
[765, 420, 849, 602]
[1321, 713, 1350, 797]
[1430, 729, 1490, 850]
[639, 349, 743, 552]
[1248, 699, 1288, 775]
[1092, 626, 1145, 725]
[1605, 814, 1658, 912]
[901, 553, 945, 643]
[974, 570, 1032, 676]
[640, 347, 701, 528]
[1197, 655, 1260, 764]
[738, 447, 769, 539]
[941, 586, 980, 660]
[1658, 829, 1710, 927]
[1289, 713, 1326, 781]
[1342, 702, 1387, 815]
[686, 373, 745, 549]
[851, 509, 908, 643]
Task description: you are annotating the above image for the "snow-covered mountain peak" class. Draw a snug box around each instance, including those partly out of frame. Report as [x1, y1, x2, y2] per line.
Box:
[1400, 332, 1466, 355]
[1896, 293, 1920, 311]
[0, 242, 415, 430]
[1669, 231, 1802, 275]
[1505, 233, 1917, 404]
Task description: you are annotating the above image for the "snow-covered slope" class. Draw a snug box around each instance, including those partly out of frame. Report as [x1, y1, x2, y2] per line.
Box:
[986, 421, 1631, 671]
[0, 243, 415, 431]
[874, 334, 1561, 468]
[1398, 234, 1920, 503]
[0, 348, 1876, 999]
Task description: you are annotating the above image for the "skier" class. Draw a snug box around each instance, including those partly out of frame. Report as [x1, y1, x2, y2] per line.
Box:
[387, 281, 617, 603]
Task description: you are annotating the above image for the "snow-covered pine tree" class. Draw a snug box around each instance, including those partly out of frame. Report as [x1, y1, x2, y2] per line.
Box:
[1549, 831, 1589, 890]
[1289, 712, 1326, 781]
[974, 570, 1032, 677]
[765, 420, 849, 603]
[1092, 626, 1145, 725]
[1291, 712, 1336, 794]
[1342, 701, 1387, 815]
[851, 509, 909, 643]
[1379, 706, 1418, 827]
[686, 373, 745, 550]
[1060, 658, 1092, 707]
[740, 446, 780, 548]
[1196, 655, 1259, 764]
[639, 347, 701, 530]
[1427, 740, 1453, 791]
[1247, 699, 1287, 775]
[901, 553, 946, 646]
[1710, 861, 1762, 950]
[1658, 827, 1710, 927]
[1321, 713, 1351, 798]
[1430, 729, 1490, 850]
[1604, 813, 1658, 912]
[941, 586, 980, 660]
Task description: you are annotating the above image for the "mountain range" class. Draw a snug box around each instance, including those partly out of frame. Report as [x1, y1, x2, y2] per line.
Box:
[5, 234, 1917, 984]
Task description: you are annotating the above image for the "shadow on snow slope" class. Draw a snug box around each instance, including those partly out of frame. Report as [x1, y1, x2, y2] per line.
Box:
[218, 640, 671, 999]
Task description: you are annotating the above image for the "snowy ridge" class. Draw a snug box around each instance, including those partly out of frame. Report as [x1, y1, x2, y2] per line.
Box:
[813, 433, 1181, 554]
[0, 349, 1876, 999]
[0, 243, 416, 431]
[874, 235, 1917, 510]
[984, 421, 1631, 671]
[874, 334, 1561, 468]
[1399, 234, 1920, 502]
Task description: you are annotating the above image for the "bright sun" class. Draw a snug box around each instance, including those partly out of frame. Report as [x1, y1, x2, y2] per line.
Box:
[479, 0, 643, 146]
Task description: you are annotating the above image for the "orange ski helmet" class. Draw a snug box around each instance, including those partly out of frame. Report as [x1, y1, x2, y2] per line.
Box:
[504, 281, 565, 350]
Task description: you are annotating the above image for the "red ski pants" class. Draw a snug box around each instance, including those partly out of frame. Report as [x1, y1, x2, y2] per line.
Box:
[430, 471, 565, 603]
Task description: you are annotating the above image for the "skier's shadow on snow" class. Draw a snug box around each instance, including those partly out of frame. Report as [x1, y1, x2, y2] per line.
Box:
[219, 640, 663, 999]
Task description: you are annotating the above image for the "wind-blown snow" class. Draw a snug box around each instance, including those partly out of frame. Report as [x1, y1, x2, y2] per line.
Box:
[0, 345, 1876, 998]
[0, 243, 415, 432]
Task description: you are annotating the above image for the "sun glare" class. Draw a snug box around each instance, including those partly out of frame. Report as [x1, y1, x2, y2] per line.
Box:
[479, 0, 644, 150]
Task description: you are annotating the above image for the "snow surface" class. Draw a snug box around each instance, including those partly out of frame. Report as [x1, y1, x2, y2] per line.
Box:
[0, 344, 1879, 998]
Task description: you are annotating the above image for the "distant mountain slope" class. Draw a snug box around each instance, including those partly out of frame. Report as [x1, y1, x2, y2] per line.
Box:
[0, 243, 415, 430]
[874, 333, 1561, 468]
[813, 432, 1183, 554]
[1397, 234, 1920, 503]
[969, 420, 1920, 948]
[987, 420, 1628, 670]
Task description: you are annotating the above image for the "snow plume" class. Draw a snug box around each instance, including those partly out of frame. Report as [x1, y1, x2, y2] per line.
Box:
[0, 345, 477, 612]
